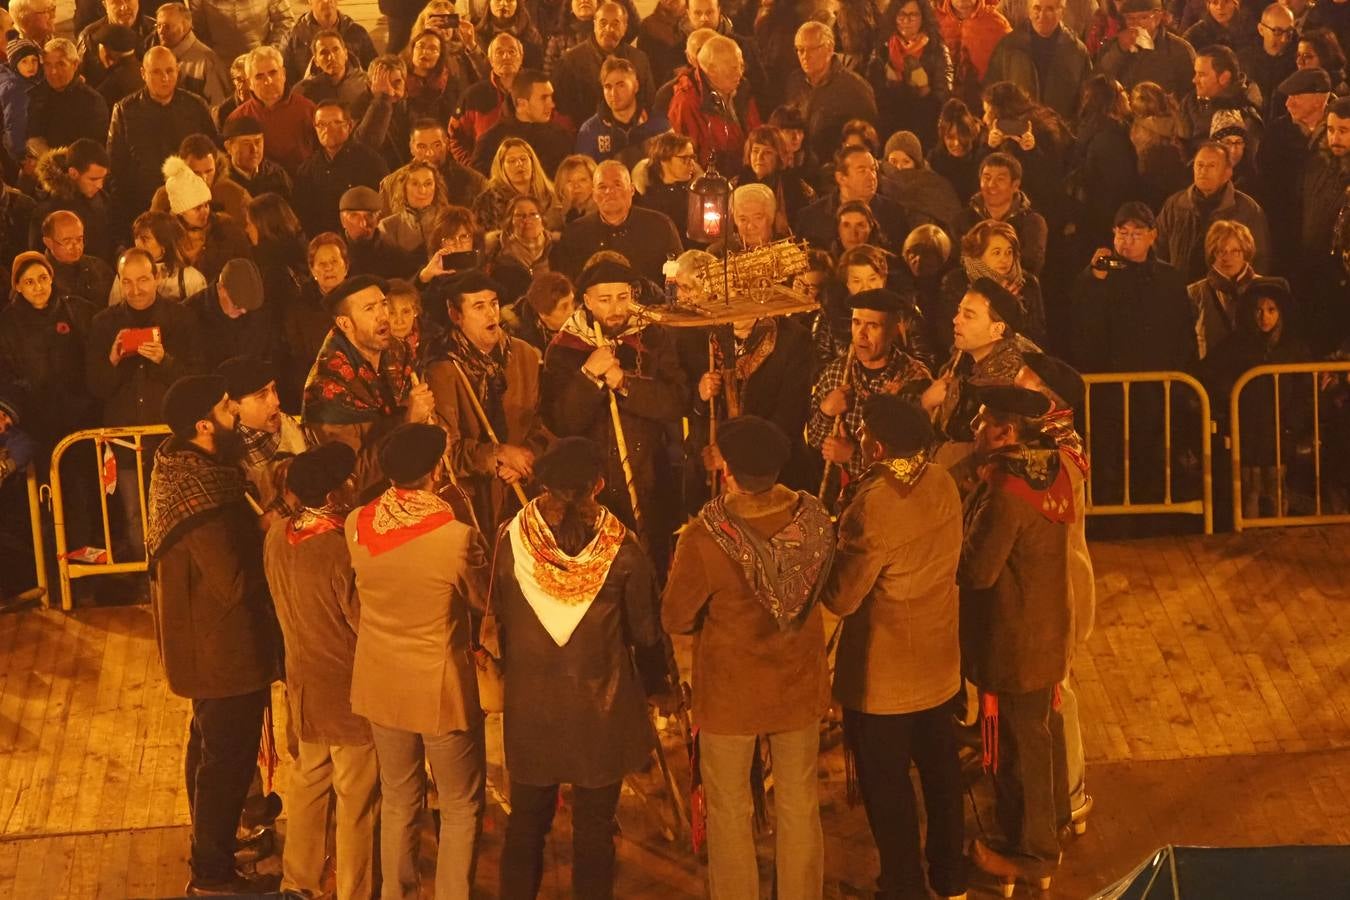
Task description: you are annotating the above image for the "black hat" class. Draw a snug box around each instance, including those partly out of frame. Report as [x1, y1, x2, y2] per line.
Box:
[216, 356, 277, 400]
[1114, 201, 1156, 230]
[324, 274, 388, 317]
[447, 269, 505, 299]
[96, 23, 139, 53]
[162, 374, 228, 438]
[490, 260, 533, 305]
[716, 415, 790, 479]
[575, 259, 639, 295]
[222, 116, 264, 140]
[287, 442, 356, 508]
[849, 288, 906, 313]
[379, 423, 446, 485]
[1240, 275, 1293, 307]
[968, 277, 1021, 332]
[533, 437, 606, 493]
[860, 394, 934, 456]
[220, 258, 264, 312]
[1279, 67, 1333, 96]
[1022, 352, 1085, 413]
[975, 383, 1052, 419]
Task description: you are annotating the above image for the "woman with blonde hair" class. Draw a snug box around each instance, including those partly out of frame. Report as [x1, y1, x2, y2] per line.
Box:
[939, 218, 1046, 350]
[379, 161, 453, 260]
[1189, 219, 1259, 361]
[473, 137, 558, 236]
[554, 154, 598, 227]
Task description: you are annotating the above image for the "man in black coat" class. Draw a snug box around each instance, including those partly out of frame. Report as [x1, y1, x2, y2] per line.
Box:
[293, 99, 390, 236]
[470, 68, 575, 175]
[553, 1, 655, 127]
[107, 46, 220, 232]
[26, 38, 112, 148]
[1239, 3, 1298, 123]
[553, 160, 683, 282]
[1256, 67, 1332, 273]
[186, 259, 284, 372]
[794, 146, 914, 253]
[1299, 96, 1350, 350]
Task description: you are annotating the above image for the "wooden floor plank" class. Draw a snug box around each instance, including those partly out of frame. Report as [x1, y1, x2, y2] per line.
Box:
[17, 611, 81, 835]
[43, 612, 110, 836]
[5, 613, 67, 835]
[70, 620, 129, 832]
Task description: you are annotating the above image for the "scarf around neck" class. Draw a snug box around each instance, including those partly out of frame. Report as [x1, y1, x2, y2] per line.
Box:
[962, 253, 1026, 294]
[508, 499, 627, 646]
[287, 503, 347, 545]
[303, 328, 415, 425]
[354, 487, 456, 556]
[698, 490, 835, 631]
[146, 441, 249, 559]
[440, 326, 512, 437]
[979, 444, 1075, 523]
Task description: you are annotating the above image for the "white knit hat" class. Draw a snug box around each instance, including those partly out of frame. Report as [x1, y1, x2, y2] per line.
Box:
[161, 156, 213, 215]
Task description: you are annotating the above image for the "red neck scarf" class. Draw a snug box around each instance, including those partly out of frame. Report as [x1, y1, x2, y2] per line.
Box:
[354, 488, 455, 556]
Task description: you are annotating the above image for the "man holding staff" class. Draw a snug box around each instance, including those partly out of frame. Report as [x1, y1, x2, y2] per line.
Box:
[425, 271, 550, 536]
[541, 258, 688, 562]
[806, 288, 932, 504]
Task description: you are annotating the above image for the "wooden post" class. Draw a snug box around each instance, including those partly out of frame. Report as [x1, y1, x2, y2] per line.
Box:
[593, 322, 645, 537]
[817, 345, 856, 502]
[449, 360, 530, 507]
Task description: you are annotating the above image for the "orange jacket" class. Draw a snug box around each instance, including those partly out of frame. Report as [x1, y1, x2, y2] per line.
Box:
[935, 0, 1012, 83]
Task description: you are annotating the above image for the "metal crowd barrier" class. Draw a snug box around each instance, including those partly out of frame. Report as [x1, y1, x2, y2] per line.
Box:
[1229, 361, 1350, 532]
[46, 425, 170, 611]
[1082, 371, 1214, 534]
[21, 465, 49, 607]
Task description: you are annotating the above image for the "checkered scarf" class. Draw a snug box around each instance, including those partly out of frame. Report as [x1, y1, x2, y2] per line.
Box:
[146, 440, 249, 559]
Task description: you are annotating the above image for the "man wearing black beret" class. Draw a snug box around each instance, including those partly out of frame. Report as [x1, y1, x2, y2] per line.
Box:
[923, 276, 1038, 465]
[262, 441, 378, 900]
[663, 415, 835, 900]
[424, 270, 550, 535]
[820, 392, 968, 900]
[806, 287, 933, 504]
[1258, 66, 1333, 273]
[219, 355, 312, 519]
[344, 421, 490, 900]
[541, 256, 688, 563]
[958, 383, 1074, 893]
[302, 275, 437, 496]
[146, 374, 281, 894]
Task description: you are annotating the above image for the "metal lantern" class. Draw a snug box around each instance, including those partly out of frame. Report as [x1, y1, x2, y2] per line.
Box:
[687, 164, 732, 244]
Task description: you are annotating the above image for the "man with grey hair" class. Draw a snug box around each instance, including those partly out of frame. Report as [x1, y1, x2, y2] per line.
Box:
[556, 159, 684, 281]
[155, 2, 231, 106]
[9, 0, 57, 46]
[187, 0, 295, 63]
[227, 45, 317, 173]
[667, 33, 762, 173]
[785, 20, 878, 163]
[653, 25, 718, 115]
[27, 38, 112, 147]
[724, 182, 778, 250]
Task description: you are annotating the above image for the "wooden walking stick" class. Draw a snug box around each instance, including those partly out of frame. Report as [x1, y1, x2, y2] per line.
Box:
[817, 345, 856, 502]
[448, 360, 530, 507]
[409, 370, 480, 530]
[706, 336, 721, 495]
[592, 321, 645, 538]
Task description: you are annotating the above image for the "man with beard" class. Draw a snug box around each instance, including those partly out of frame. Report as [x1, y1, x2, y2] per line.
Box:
[542, 258, 687, 559]
[263, 442, 377, 900]
[425, 271, 549, 536]
[302, 274, 435, 496]
[922, 277, 1038, 466]
[146, 374, 280, 895]
[87, 248, 204, 560]
[807, 288, 933, 501]
[218, 356, 312, 520]
[958, 384, 1072, 896]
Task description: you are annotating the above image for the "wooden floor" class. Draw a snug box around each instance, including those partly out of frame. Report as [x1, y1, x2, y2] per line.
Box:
[1, 525, 1347, 897]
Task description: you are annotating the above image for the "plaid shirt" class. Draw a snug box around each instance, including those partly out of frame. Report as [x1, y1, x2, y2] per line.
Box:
[806, 345, 932, 480]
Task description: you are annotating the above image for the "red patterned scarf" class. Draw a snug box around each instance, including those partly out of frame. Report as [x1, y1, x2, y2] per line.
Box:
[286, 505, 347, 545]
[980, 445, 1076, 523]
[354, 487, 456, 556]
[302, 328, 415, 426]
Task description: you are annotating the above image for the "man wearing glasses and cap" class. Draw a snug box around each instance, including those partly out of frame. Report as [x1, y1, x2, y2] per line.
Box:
[1098, 0, 1198, 99]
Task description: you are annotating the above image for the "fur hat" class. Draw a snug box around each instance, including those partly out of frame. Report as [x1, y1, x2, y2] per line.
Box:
[161, 155, 212, 215]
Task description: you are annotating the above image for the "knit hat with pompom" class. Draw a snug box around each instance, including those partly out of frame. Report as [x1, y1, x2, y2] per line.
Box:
[161, 155, 213, 215]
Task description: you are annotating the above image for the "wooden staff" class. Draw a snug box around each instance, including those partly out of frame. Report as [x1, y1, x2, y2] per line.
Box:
[409, 371, 458, 487]
[817, 345, 856, 501]
[593, 321, 645, 537]
[706, 336, 720, 495]
[449, 360, 529, 507]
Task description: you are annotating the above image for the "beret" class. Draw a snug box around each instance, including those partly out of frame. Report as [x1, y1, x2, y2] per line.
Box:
[447, 269, 505, 298]
[717, 415, 790, 479]
[968, 277, 1021, 332]
[976, 384, 1053, 419]
[339, 185, 382, 211]
[379, 423, 446, 485]
[1022, 353, 1085, 414]
[216, 356, 277, 400]
[575, 259, 639, 295]
[533, 437, 606, 493]
[860, 394, 934, 457]
[162, 375, 228, 438]
[849, 288, 907, 313]
[324, 274, 388, 317]
[220, 257, 264, 312]
[286, 442, 356, 508]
